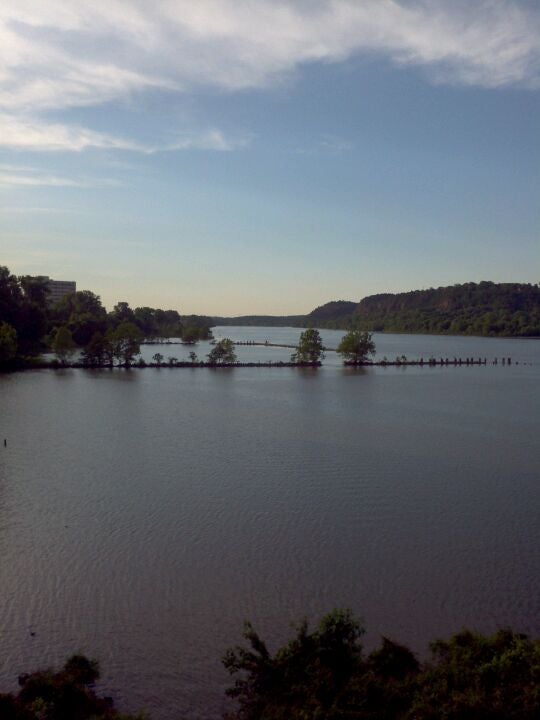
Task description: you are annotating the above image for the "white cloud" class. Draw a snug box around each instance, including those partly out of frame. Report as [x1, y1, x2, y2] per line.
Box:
[0, 114, 146, 152]
[1, 205, 76, 213]
[0, 1, 539, 152]
[0, 113, 243, 152]
[0, 163, 120, 187]
[296, 134, 354, 155]
[167, 129, 249, 152]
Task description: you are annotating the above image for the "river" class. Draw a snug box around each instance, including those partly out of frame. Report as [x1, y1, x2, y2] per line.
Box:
[1, 328, 539, 719]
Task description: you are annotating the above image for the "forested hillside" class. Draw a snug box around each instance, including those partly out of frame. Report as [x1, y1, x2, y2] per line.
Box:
[307, 300, 358, 324]
[352, 282, 540, 336]
[216, 283, 540, 337]
[212, 314, 305, 327]
[307, 282, 540, 336]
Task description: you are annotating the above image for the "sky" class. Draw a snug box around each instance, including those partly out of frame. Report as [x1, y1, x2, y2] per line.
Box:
[1, 0, 539, 315]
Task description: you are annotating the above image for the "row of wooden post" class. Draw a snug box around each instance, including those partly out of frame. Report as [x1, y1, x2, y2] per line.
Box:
[407, 358, 511, 365]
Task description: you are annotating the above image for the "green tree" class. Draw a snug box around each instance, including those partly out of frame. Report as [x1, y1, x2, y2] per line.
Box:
[110, 322, 142, 366]
[52, 290, 107, 346]
[409, 628, 540, 720]
[109, 301, 136, 327]
[0, 322, 18, 364]
[52, 326, 77, 365]
[12, 275, 50, 354]
[133, 306, 159, 340]
[0, 654, 146, 719]
[103, 329, 116, 367]
[224, 612, 540, 720]
[181, 315, 214, 340]
[291, 328, 325, 363]
[182, 326, 201, 344]
[337, 329, 376, 363]
[207, 338, 237, 364]
[0, 266, 23, 327]
[223, 609, 365, 719]
[19, 275, 50, 305]
[81, 331, 108, 366]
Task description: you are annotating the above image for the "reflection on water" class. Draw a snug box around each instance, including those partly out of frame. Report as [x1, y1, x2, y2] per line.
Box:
[0, 328, 539, 719]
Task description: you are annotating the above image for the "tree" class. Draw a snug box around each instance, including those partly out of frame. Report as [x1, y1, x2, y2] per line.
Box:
[291, 328, 325, 363]
[109, 301, 135, 327]
[81, 332, 109, 366]
[0, 654, 145, 719]
[52, 290, 107, 346]
[52, 326, 76, 365]
[110, 322, 142, 366]
[0, 322, 18, 364]
[188, 350, 198, 364]
[337, 329, 376, 363]
[207, 338, 237, 364]
[182, 326, 201, 344]
[0, 266, 23, 328]
[409, 628, 540, 719]
[152, 352, 164, 366]
[134, 307, 183, 340]
[19, 275, 50, 305]
[103, 329, 116, 367]
[224, 611, 540, 720]
[223, 609, 365, 719]
[181, 315, 214, 341]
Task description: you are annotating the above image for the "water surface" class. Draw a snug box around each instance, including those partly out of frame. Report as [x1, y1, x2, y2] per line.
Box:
[1, 329, 539, 719]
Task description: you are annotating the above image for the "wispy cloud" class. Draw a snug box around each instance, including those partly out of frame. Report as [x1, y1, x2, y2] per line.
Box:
[296, 135, 354, 156]
[0, 113, 246, 153]
[0, 163, 121, 187]
[0, 114, 146, 152]
[1, 205, 77, 213]
[1, 1, 539, 152]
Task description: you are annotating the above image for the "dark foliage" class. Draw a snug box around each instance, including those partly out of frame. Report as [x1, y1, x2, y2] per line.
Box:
[0, 265, 212, 367]
[291, 328, 325, 363]
[0, 655, 144, 719]
[223, 610, 540, 720]
[212, 314, 306, 327]
[307, 300, 358, 324]
[1, 618, 538, 718]
[217, 283, 540, 337]
[349, 282, 540, 337]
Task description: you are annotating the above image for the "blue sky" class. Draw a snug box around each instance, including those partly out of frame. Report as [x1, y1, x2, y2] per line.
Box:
[1, 1, 539, 314]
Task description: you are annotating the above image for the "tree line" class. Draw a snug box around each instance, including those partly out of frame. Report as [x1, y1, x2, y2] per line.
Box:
[0, 266, 212, 369]
[212, 283, 540, 338]
[0, 265, 373, 369]
[292, 328, 375, 364]
[306, 282, 540, 337]
[1, 610, 539, 719]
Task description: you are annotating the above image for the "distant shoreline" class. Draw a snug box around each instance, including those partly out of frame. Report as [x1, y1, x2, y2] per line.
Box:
[211, 325, 540, 340]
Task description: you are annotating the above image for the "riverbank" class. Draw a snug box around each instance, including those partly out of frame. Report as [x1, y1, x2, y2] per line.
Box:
[1, 357, 519, 372]
[0, 359, 323, 372]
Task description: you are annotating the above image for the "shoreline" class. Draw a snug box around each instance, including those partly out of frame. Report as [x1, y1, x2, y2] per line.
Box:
[0, 358, 518, 373]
